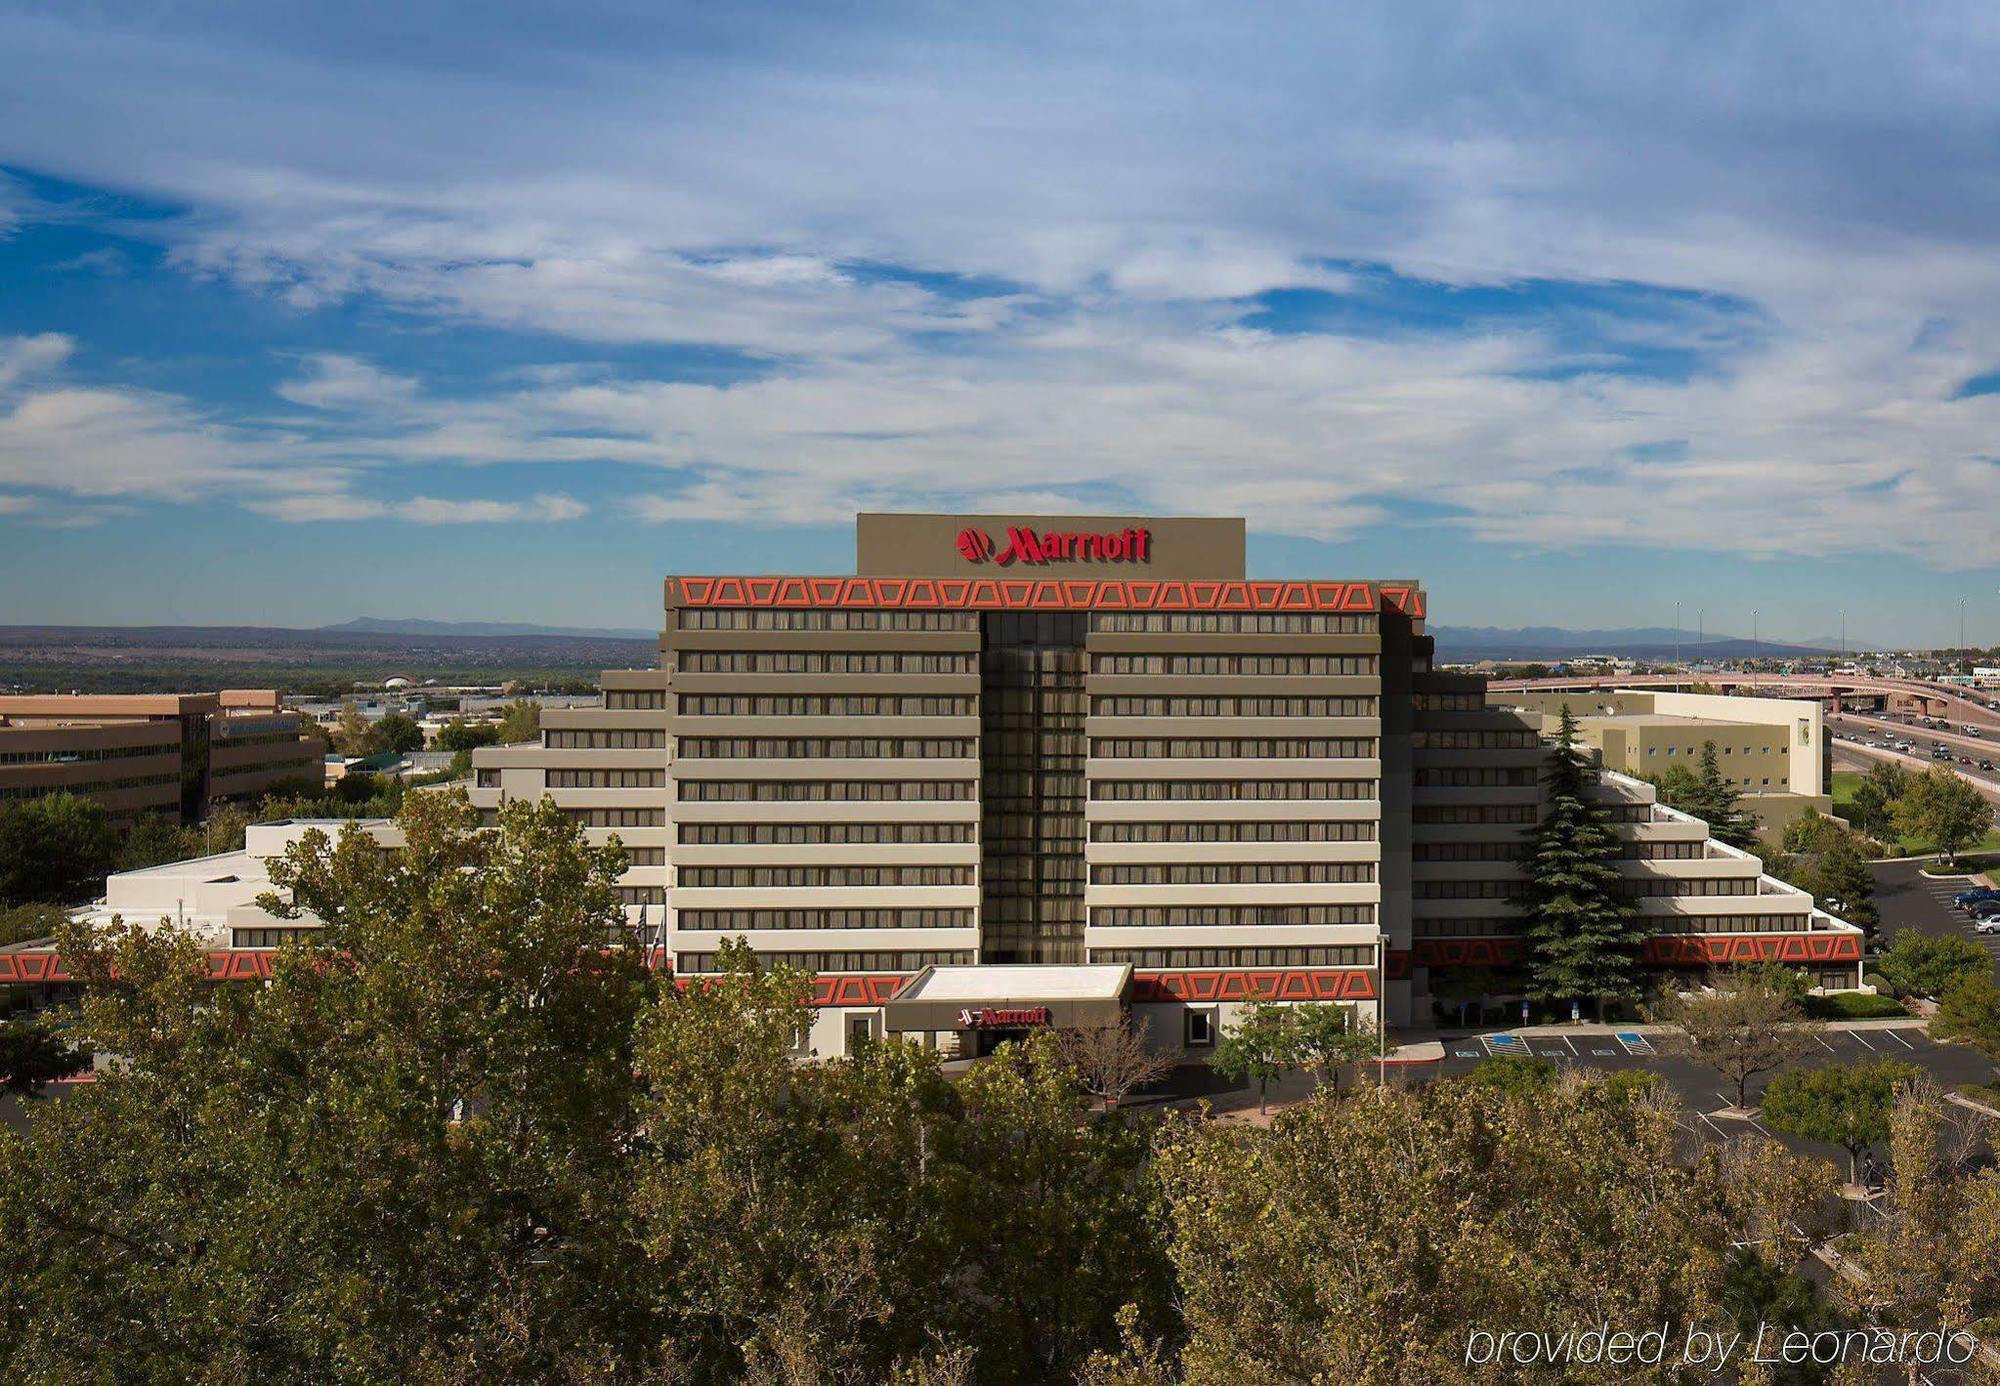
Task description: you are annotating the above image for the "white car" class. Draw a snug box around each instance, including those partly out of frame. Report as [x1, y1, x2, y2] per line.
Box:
[1975, 919, 2000, 936]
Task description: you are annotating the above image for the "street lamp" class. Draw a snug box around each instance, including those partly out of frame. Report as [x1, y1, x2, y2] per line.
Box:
[1752, 609, 1760, 687]
[1674, 600, 1682, 673]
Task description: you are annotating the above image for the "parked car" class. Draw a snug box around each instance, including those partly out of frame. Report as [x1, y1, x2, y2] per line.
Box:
[1956, 887, 2000, 908]
[1970, 899, 2000, 921]
[1982, 760, 1996, 771]
[1975, 918, 2000, 936]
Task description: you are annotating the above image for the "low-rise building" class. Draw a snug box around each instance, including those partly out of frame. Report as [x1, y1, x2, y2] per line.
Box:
[0, 691, 324, 822]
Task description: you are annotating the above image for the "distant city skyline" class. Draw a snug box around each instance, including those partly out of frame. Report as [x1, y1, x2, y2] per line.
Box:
[4, 5, 2000, 645]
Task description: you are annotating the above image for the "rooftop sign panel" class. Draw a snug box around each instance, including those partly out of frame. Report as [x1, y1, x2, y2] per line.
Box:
[855, 512, 1246, 579]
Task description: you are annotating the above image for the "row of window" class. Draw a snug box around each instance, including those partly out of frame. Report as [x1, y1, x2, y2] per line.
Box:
[1089, 862, 1377, 885]
[1089, 738, 1378, 759]
[548, 769, 666, 788]
[677, 865, 975, 888]
[1411, 837, 1706, 863]
[1413, 693, 1488, 712]
[615, 886, 667, 904]
[679, 821, 976, 844]
[231, 927, 320, 949]
[1090, 820, 1376, 843]
[1090, 905, 1374, 927]
[1413, 804, 1539, 825]
[1090, 654, 1378, 676]
[1410, 914, 1821, 938]
[677, 908, 974, 930]
[676, 609, 978, 631]
[674, 651, 976, 674]
[675, 949, 977, 973]
[0, 742, 174, 765]
[1092, 945, 1375, 967]
[616, 847, 667, 865]
[678, 780, 976, 802]
[1413, 768, 1539, 787]
[1411, 730, 1543, 749]
[676, 737, 976, 760]
[0, 773, 179, 800]
[568, 807, 665, 827]
[606, 691, 669, 710]
[1412, 877, 1763, 901]
[678, 694, 978, 717]
[1090, 696, 1378, 718]
[1090, 779, 1377, 801]
[1089, 613, 1379, 634]
[545, 730, 667, 749]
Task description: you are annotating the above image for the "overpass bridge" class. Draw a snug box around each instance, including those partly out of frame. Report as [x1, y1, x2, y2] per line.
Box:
[1490, 672, 2000, 729]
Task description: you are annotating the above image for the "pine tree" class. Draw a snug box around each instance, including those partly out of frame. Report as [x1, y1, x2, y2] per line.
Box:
[1516, 707, 1647, 1017]
[1692, 741, 1759, 850]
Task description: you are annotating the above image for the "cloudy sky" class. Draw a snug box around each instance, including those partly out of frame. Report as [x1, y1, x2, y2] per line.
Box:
[4, 2, 2000, 644]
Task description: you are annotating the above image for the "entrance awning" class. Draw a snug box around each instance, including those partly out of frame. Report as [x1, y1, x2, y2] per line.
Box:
[884, 964, 1133, 1032]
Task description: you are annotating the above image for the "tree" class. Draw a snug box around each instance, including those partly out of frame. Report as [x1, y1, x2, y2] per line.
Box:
[329, 704, 385, 757]
[1459, 1053, 1557, 1096]
[1778, 810, 1879, 933]
[0, 902, 67, 949]
[1053, 1014, 1177, 1107]
[1152, 1070, 1834, 1384]
[1646, 761, 1703, 814]
[1691, 741, 1759, 849]
[0, 791, 657, 1380]
[113, 812, 193, 872]
[435, 718, 500, 754]
[1875, 928, 1990, 1000]
[1929, 972, 2000, 1060]
[1516, 706, 1647, 1015]
[1663, 972, 1818, 1109]
[374, 711, 425, 754]
[1894, 764, 1991, 862]
[495, 699, 542, 745]
[0, 792, 118, 907]
[1285, 1002, 1377, 1092]
[1210, 999, 1294, 1113]
[1760, 1060, 1919, 1183]
[0, 1013, 89, 1098]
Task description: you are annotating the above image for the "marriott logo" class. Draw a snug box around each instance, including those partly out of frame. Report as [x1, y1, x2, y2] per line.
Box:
[955, 525, 1152, 566]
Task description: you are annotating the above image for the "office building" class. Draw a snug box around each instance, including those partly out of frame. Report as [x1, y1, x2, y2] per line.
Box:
[0, 691, 324, 823]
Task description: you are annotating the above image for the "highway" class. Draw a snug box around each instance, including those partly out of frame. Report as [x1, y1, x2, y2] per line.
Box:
[1493, 671, 2000, 733]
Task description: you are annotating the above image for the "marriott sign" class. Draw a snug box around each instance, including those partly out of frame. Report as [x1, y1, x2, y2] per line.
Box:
[955, 525, 1153, 567]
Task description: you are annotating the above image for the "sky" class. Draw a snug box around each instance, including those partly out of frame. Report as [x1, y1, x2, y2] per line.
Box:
[4, 3, 2000, 646]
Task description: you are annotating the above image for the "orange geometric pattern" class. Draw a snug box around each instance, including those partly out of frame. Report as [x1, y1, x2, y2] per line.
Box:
[1131, 968, 1376, 1003]
[811, 974, 908, 1007]
[670, 575, 1425, 619]
[1640, 934, 1863, 966]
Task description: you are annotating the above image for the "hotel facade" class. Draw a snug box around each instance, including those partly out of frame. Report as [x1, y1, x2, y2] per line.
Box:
[451, 514, 1865, 1058]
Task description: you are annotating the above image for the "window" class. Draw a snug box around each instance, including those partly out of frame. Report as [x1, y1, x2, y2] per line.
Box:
[1090, 695, 1378, 718]
[678, 779, 975, 802]
[547, 769, 665, 788]
[679, 821, 975, 845]
[1089, 862, 1375, 885]
[1094, 945, 1376, 967]
[1090, 654, 1378, 676]
[846, 1013, 876, 1053]
[1090, 905, 1373, 927]
[1090, 779, 1377, 802]
[1089, 738, 1378, 759]
[676, 737, 975, 759]
[1184, 1009, 1217, 1048]
[676, 609, 977, 631]
[672, 650, 976, 674]
[1090, 612, 1378, 634]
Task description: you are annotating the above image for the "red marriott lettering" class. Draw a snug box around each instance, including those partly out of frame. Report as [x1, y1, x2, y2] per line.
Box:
[955, 526, 1151, 567]
[955, 1005, 1053, 1029]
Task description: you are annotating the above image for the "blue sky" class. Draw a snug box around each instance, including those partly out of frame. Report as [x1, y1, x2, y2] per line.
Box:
[4, 3, 2000, 646]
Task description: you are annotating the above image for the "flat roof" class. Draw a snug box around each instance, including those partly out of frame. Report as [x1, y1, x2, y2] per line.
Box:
[892, 964, 1132, 1003]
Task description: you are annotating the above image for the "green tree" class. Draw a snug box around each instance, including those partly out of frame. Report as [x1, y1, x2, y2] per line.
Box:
[1516, 706, 1647, 1015]
[1285, 1002, 1377, 1092]
[374, 711, 425, 754]
[1760, 1059, 1919, 1182]
[1152, 1070, 1834, 1384]
[1778, 810, 1879, 933]
[1875, 928, 1990, 1000]
[113, 812, 193, 872]
[0, 902, 67, 949]
[1646, 760, 1703, 813]
[0, 792, 118, 907]
[434, 718, 500, 754]
[0, 1013, 89, 1098]
[495, 699, 542, 745]
[1894, 764, 1991, 862]
[1930, 972, 2000, 1060]
[0, 791, 657, 1380]
[1210, 999, 1294, 1113]
[1663, 972, 1817, 1109]
[1459, 1053, 1557, 1096]
[329, 703, 386, 757]
[1691, 741, 1759, 849]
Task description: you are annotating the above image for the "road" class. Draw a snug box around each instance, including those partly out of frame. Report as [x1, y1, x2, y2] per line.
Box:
[1495, 672, 2000, 733]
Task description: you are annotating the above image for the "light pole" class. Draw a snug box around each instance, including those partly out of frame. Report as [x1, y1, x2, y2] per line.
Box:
[1961, 596, 1968, 654]
[1698, 608, 1705, 667]
[1674, 600, 1682, 673]
[1752, 609, 1760, 687]
[1840, 608, 1846, 661]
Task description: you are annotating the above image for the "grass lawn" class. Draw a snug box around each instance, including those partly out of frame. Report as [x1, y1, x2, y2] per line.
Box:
[1831, 770, 2000, 860]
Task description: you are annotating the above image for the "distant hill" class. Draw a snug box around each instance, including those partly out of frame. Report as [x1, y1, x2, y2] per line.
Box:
[1432, 625, 1849, 662]
[324, 617, 655, 641]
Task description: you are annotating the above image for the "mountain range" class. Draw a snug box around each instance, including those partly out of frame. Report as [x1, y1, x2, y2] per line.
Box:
[1430, 625, 1859, 661]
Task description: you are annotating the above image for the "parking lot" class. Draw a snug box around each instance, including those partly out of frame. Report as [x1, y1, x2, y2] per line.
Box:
[1874, 859, 2000, 969]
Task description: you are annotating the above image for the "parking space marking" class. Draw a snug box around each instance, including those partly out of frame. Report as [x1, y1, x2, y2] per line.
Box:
[1590, 1047, 1618, 1057]
[1616, 1031, 1655, 1055]
[1883, 1028, 1919, 1050]
[1483, 1033, 1525, 1055]
[1696, 1111, 1731, 1140]
[1851, 1031, 1879, 1051]
[1814, 1034, 1838, 1053]
[1452, 1049, 1482, 1059]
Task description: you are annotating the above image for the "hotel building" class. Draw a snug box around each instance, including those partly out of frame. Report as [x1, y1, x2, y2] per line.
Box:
[445, 514, 1865, 1057]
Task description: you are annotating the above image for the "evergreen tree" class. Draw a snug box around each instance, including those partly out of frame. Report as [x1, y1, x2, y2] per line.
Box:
[1516, 706, 1647, 1017]
[1692, 741, 1759, 849]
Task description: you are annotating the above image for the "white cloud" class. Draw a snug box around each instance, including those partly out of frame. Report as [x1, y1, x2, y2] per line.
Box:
[6, 5, 2000, 569]
[245, 490, 589, 525]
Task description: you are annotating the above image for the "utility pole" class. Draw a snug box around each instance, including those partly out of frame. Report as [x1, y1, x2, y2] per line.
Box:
[1752, 609, 1760, 688]
[1698, 608, 1705, 666]
[1961, 596, 1968, 654]
[1674, 600, 1681, 673]
[1840, 608, 1846, 661]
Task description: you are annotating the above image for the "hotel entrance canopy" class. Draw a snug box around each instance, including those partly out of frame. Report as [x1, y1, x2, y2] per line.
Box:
[884, 964, 1133, 1032]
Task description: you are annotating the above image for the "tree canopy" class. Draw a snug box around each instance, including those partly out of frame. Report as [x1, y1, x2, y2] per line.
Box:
[0, 792, 117, 907]
[1894, 764, 1992, 862]
[1875, 928, 1990, 1000]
